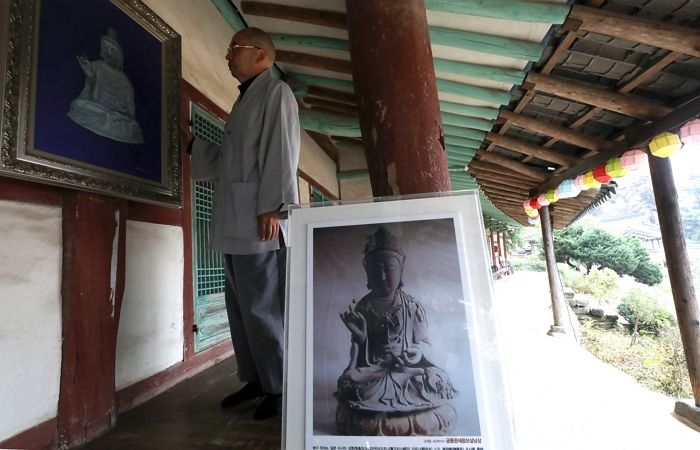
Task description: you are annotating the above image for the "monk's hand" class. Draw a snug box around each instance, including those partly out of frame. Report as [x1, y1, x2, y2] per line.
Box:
[257, 210, 281, 241]
[340, 300, 367, 343]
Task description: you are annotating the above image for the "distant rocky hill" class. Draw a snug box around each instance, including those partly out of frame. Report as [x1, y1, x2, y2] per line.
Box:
[589, 170, 700, 243]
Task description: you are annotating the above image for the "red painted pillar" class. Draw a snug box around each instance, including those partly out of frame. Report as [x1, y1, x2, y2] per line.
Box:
[346, 0, 449, 196]
[58, 192, 126, 447]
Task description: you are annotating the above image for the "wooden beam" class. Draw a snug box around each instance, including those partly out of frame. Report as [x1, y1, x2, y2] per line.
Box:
[475, 150, 548, 182]
[439, 101, 499, 120]
[436, 79, 512, 105]
[526, 72, 672, 121]
[298, 108, 360, 137]
[536, 95, 700, 193]
[276, 50, 352, 74]
[444, 125, 487, 142]
[288, 73, 354, 93]
[441, 113, 493, 132]
[269, 33, 348, 51]
[306, 131, 339, 164]
[468, 160, 543, 182]
[241, 1, 347, 29]
[570, 5, 700, 58]
[424, 0, 570, 24]
[542, 51, 680, 150]
[445, 136, 484, 149]
[304, 96, 357, 117]
[499, 110, 609, 152]
[486, 132, 579, 167]
[471, 171, 537, 190]
[540, 29, 580, 75]
[307, 86, 357, 105]
[434, 58, 524, 84]
[429, 26, 543, 60]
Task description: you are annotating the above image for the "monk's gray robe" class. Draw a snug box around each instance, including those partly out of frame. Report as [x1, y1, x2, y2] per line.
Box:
[190, 69, 300, 393]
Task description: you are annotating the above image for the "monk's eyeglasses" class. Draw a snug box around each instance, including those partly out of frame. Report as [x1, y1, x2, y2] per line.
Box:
[228, 43, 261, 53]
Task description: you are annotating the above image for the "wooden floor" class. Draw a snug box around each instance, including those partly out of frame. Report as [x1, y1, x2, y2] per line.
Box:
[80, 358, 281, 450]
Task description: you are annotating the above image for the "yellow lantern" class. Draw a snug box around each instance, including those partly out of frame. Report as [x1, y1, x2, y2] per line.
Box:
[605, 158, 628, 179]
[583, 171, 601, 189]
[649, 132, 681, 158]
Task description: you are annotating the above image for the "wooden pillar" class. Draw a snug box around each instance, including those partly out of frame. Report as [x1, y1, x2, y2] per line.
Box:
[503, 232, 509, 263]
[58, 192, 126, 447]
[346, 0, 450, 196]
[648, 156, 700, 407]
[540, 206, 567, 335]
[491, 230, 499, 267]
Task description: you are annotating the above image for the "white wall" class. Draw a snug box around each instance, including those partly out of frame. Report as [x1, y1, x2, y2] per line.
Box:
[115, 220, 184, 390]
[0, 200, 62, 441]
[300, 131, 339, 198]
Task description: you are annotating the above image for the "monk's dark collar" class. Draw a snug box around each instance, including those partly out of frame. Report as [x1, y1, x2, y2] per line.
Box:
[237, 72, 262, 99]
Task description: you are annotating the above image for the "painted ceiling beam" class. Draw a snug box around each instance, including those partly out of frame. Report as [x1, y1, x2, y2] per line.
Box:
[429, 26, 543, 61]
[425, 0, 570, 24]
[569, 5, 700, 58]
[526, 72, 673, 121]
[276, 50, 352, 74]
[437, 79, 511, 105]
[447, 147, 477, 158]
[499, 110, 610, 152]
[485, 133, 579, 167]
[441, 113, 493, 132]
[439, 101, 498, 120]
[240, 1, 347, 29]
[210, 0, 247, 31]
[270, 33, 349, 51]
[298, 108, 361, 137]
[433, 58, 524, 85]
[287, 74, 354, 95]
[443, 125, 487, 142]
[444, 137, 482, 150]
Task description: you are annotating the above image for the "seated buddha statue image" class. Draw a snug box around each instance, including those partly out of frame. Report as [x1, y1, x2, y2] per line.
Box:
[67, 28, 145, 144]
[335, 226, 458, 436]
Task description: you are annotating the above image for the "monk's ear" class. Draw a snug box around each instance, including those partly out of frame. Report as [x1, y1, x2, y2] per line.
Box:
[256, 49, 267, 63]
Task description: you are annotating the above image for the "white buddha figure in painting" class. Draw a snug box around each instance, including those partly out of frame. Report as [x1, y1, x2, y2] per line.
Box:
[67, 28, 145, 144]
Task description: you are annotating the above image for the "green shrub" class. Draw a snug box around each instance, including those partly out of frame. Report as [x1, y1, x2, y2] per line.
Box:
[560, 266, 618, 302]
[617, 288, 675, 335]
[511, 256, 546, 272]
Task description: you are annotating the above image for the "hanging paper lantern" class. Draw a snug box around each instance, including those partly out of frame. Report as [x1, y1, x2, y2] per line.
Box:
[583, 171, 601, 189]
[592, 163, 612, 183]
[523, 199, 532, 210]
[528, 217, 540, 225]
[537, 193, 550, 206]
[557, 179, 581, 199]
[679, 119, 700, 145]
[545, 189, 559, 203]
[527, 210, 539, 220]
[620, 149, 647, 171]
[649, 132, 681, 158]
[575, 174, 590, 191]
[529, 197, 542, 210]
[605, 157, 628, 179]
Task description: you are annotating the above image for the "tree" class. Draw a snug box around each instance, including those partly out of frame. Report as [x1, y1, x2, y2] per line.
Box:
[553, 225, 663, 285]
[617, 288, 675, 338]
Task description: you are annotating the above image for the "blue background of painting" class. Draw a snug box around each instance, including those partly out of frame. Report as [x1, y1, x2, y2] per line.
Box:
[33, 0, 162, 182]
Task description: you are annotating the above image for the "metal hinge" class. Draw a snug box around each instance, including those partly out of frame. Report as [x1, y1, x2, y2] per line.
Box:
[193, 324, 199, 333]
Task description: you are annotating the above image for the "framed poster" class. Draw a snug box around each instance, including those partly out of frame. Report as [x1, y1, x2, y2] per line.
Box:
[0, 0, 182, 206]
[284, 192, 516, 450]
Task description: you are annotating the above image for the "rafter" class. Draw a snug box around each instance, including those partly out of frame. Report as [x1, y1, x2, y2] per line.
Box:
[499, 110, 609, 153]
[240, 1, 346, 29]
[569, 5, 700, 58]
[475, 150, 548, 181]
[526, 72, 672, 121]
[485, 133, 579, 167]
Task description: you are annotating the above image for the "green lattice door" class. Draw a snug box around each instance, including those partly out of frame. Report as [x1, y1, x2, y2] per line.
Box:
[190, 103, 230, 352]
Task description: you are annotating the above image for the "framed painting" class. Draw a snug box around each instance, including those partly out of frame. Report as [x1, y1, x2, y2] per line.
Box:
[0, 0, 182, 206]
[284, 192, 517, 450]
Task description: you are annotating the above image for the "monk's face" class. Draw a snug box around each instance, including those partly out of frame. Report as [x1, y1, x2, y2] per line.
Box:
[365, 251, 403, 298]
[226, 31, 264, 83]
